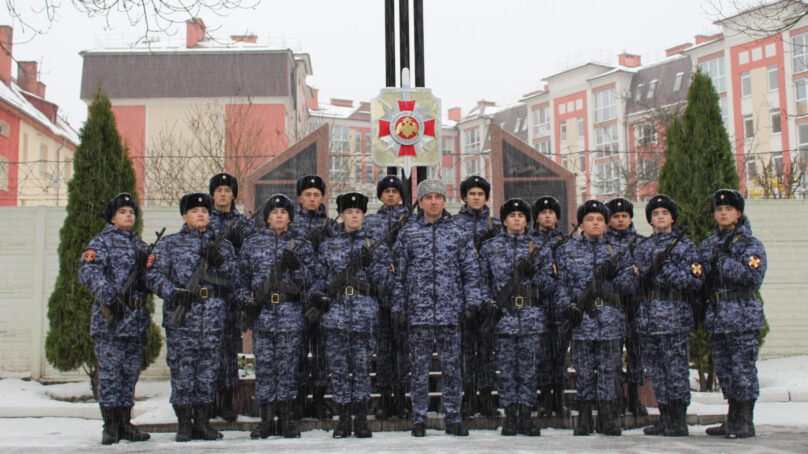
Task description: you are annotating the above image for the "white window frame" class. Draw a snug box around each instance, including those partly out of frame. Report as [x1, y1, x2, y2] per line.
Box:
[442, 137, 454, 155]
[330, 125, 349, 153]
[464, 128, 480, 155]
[595, 160, 620, 195]
[578, 117, 585, 137]
[771, 109, 781, 134]
[534, 106, 551, 137]
[673, 72, 684, 92]
[741, 71, 752, 97]
[0, 155, 8, 192]
[744, 114, 754, 138]
[768, 65, 779, 92]
[635, 122, 657, 147]
[646, 80, 657, 100]
[561, 123, 567, 141]
[796, 79, 808, 116]
[634, 84, 643, 102]
[699, 56, 727, 93]
[594, 88, 616, 123]
[535, 140, 552, 157]
[595, 123, 618, 158]
[793, 32, 808, 74]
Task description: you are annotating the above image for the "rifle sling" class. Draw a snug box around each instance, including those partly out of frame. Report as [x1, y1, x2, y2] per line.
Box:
[710, 290, 755, 304]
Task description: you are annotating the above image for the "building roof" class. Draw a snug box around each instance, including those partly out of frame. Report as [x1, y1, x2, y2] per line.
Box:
[0, 81, 78, 144]
[625, 55, 692, 117]
[80, 49, 296, 100]
[491, 103, 528, 142]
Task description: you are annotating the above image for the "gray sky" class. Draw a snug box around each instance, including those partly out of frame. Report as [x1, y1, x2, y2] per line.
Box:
[1, 0, 727, 131]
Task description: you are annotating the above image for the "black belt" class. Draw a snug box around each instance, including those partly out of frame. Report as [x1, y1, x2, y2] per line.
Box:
[510, 286, 543, 308]
[194, 287, 224, 300]
[585, 292, 622, 315]
[647, 288, 686, 301]
[711, 290, 755, 304]
[341, 276, 379, 298]
[260, 292, 300, 307]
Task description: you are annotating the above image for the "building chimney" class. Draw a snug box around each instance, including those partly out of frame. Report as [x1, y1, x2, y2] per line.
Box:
[17, 61, 37, 93]
[0, 26, 12, 86]
[307, 88, 319, 110]
[448, 107, 461, 122]
[666, 42, 693, 57]
[618, 52, 642, 68]
[186, 18, 206, 48]
[477, 100, 496, 109]
[330, 98, 353, 107]
[36, 81, 46, 98]
[694, 33, 722, 45]
[231, 34, 257, 44]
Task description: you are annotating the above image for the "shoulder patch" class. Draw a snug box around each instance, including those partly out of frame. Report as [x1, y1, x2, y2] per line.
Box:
[83, 250, 96, 263]
[691, 263, 702, 277]
[146, 254, 156, 269]
[748, 255, 761, 269]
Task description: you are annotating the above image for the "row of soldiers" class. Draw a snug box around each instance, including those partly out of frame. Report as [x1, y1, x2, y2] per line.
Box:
[78, 172, 766, 444]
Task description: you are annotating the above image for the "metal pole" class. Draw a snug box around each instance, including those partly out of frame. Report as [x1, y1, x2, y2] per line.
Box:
[385, 0, 397, 177]
[399, 0, 414, 203]
[413, 0, 426, 185]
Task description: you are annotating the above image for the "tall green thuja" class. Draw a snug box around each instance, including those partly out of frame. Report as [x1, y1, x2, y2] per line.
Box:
[658, 69, 739, 391]
[44, 86, 162, 396]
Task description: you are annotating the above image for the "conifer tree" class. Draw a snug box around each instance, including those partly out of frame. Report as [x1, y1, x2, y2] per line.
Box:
[44, 87, 162, 395]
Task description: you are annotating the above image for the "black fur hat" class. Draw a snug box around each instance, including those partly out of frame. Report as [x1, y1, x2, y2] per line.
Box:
[460, 175, 491, 201]
[377, 175, 405, 200]
[263, 194, 295, 223]
[645, 194, 678, 224]
[104, 192, 139, 223]
[532, 196, 561, 222]
[710, 189, 744, 213]
[296, 174, 326, 196]
[180, 192, 213, 215]
[337, 192, 369, 213]
[500, 198, 531, 221]
[209, 173, 238, 199]
[576, 199, 610, 225]
[606, 197, 633, 219]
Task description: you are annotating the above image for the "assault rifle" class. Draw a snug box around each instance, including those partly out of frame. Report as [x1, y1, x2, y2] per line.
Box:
[169, 211, 258, 327]
[103, 227, 166, 330]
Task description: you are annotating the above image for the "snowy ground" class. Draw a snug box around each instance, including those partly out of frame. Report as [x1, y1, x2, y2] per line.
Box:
[1, 356, 807, 452]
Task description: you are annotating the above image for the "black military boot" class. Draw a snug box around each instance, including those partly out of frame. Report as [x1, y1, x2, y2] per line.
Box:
[250, 403, 275, 439]
[100, 406, 120, 445]
[218, 387, 237, 422]
[461, 384, 475, 419]
[173, 405, 193, 442]
[445, 421, 469, 436]
[479, 387, 501, 417]
[193, 403, 223, 440]
[727, 400, 756, 438]
[375, 386, 393, 420]
[552, 383, 570, 417]
[354, 400, 372, 438]
[627, 383, 648, 417]
[643, 403, 668, 435]
[312, 386, 332, 420]
[411, 422, 426, 437]
[118, 406, 150, 442]
[293, 387, 308, 419]
[518, 404, 541, 436]
[706, 398, 735, 436]
[333, 404, 351, 438]
[279, 400, 300, 438]
[663, 400, 688, 437]
[574, 401, 593, 436]
[395, 387, 411, 419]
[538, 385, 553, 418]
[501, 405, 518, 436]
[598, 400, 622, 436]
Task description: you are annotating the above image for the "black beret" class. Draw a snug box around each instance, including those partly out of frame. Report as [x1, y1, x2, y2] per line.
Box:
[710, 189, 744, 213]
[263, 194, 295, 223]
[576, 199, 610, 225]
[209, 172, 238, 199]
[460, 175, 491, 201]
[500, 198, 531, 221]
[337, 192, 368, 213]
[296, 174, 326, 196]
[104, 192, 139, 223]
[606, 197, 634, 219]
[377, 175, 405, 200]
[180, 192, 213, 215]
[645, 194, 678, 224]
[532, 196, 561, 222]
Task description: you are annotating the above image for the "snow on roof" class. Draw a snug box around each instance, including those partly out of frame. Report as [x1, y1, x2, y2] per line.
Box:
[0, 82, 79, 144]
[587, 65, 638, 81]
[308, 102, 358, 119]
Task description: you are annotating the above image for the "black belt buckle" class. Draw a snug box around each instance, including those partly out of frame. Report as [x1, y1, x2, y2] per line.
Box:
[199, 288, 208, 299]
[514, 296, 525, 307]
[345, 286, 354, 296]
[594, 297, 604, 307]
[132, 297, 143, 308]
[271, 293, 280, 304]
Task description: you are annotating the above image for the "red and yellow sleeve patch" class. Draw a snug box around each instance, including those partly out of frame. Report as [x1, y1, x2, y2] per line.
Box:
[83, 250, 96, 263]
[748, 255, 761, 269]
[146, 254, 156, 269]
[691, 263, 703, 277]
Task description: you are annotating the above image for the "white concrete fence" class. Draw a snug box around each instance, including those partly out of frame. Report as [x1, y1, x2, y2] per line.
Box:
[0, 200, 806, 382]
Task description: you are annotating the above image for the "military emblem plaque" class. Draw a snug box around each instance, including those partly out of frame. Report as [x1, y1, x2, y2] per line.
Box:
[371, 87, 441, 178]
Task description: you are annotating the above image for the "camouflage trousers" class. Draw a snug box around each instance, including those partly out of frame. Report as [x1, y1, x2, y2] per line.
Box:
[623, 323, 644, 385]
[375, 309, 409, 389]
[570, 339, 622, 402]
[461, 319, 497, 389]
[409, 325, 462, 424]
[712, 330, 760, 401]
[94, 337, 142, 407]
[641, 332, 690, 405]
[536, 326, 569, 387]
[216, 311, 241, 390]
[254, 330, 301, 404]
[497, 334, 541, 407]
[166, 328, 221, 406]
[326, 329, 375, 405]
[298, 320, 328, 389]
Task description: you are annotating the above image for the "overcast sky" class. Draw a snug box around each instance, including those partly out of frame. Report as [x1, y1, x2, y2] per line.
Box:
[1, 0, 729, 131]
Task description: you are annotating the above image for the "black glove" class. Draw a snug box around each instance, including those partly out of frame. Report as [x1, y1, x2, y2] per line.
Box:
[305, 292, 331, 323]
[238, 297, 261, 332]
[596, 259, 620, 281]
[481, 299, 500, 320]
[461, 307, 478, 325]
[392, 311, 409, 334]
[515, 257, 533, 277]
[562, 303, 582, 328]
[358, 246, 374, 267]
[307, 228, 326, 251]
[228, 228, 244, 250]
[110, 296, 127, 320]
[171, 288, 193, 309]
[650, 252, 668, 276]
[280, 249, 302, 271]
[476, 227, 498, 248]
[201, 244, 225, 267]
